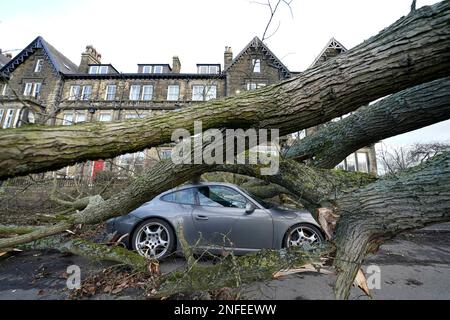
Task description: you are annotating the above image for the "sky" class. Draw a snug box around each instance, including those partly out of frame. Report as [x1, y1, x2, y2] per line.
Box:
[0, 0, 448, 147]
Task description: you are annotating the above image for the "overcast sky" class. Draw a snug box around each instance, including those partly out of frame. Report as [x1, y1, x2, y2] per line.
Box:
[1, 0, 448, 147]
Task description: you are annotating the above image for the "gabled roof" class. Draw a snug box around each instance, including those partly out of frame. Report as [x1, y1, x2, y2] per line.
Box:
[310, 37, 347, 68]
[225, 37, 291, 78]
[0, 36, 79, 76]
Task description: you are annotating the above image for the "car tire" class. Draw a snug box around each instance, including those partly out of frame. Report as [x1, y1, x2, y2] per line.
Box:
[131, 218, 175, 260]
[283, 223, 324, 248]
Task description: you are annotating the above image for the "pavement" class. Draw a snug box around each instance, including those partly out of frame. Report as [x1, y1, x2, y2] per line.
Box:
[1, 223, 449, 300]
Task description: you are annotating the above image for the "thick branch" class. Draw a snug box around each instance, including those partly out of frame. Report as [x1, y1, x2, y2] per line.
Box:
[1, 1, 450, 179]
[285, 77, 450, 167]
[332, 152, 450, 299]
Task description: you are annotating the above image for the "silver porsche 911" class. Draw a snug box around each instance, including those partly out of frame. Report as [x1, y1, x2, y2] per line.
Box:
[106, 182, 324, 259]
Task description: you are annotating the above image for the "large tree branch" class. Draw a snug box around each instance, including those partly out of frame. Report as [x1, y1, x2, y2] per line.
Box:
[1, 1, 450, 180]
[285, 77, 450, 167]
[332, 152, 450, 299]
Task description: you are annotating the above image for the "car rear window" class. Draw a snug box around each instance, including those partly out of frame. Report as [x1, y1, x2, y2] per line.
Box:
[161, 188, 196, 205]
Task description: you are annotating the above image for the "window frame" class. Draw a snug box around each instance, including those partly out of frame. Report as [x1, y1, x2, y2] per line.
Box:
[129, 85, 141, 101]
[3, 109, 15, 128]
[34, 59, 44, 73]
[142, 85, 153, 101]
[167, 85, 180, 101]
[105, 85, 117, 101]
[160, 187, 197, 205]
[99, 113, 112, 122]
[142, 66, 152, 74]
[69, 85, 81, 100]
[62, 113, 74, 126]
[153, 66, 163, 74]
[23, 83, 33, 96]
[89, 66, 99, 74]
[81, 85, 92, 101]
[32, 83, 42, 98]
[195, 185, 250, 209]
[252, 59, 261, 73]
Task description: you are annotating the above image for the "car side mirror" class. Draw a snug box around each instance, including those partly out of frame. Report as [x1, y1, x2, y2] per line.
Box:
[245, 203, 256, 214]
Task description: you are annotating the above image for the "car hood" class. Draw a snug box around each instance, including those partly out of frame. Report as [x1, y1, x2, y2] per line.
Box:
[268, 206, 320, 224]
[269, 206, 307, 218]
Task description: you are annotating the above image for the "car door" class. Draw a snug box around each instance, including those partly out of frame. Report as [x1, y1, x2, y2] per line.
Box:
[191, 185, 273, 251]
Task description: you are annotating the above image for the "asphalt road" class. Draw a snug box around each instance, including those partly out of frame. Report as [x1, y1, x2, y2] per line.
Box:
[1, 223, 449, 300]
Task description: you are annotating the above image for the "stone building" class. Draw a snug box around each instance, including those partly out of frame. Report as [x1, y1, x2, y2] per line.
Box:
[0, 36, 377, 178]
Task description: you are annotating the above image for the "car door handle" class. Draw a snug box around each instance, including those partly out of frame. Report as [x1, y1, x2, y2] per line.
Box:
[195, 215, 209, 221]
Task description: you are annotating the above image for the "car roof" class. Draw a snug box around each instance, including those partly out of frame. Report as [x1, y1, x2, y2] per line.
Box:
[162, 182, 241, 195]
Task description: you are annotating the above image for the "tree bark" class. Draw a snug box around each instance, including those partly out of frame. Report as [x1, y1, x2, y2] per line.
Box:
[1, 1, 450, 180]
[285, 77, 450, 168]
[332, 152, 450, 299]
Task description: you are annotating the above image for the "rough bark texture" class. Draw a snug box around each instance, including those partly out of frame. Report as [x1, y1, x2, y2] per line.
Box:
[215, 161, 377, 212]
[1, 2, 450, 179]
[285, 77, 450, 168]
[156, 247, 328, 297]
[332, 152, 450, 299]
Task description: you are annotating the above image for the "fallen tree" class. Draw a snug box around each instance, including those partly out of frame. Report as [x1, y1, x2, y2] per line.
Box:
[1, 1, 450, 300]
[285, 77, 450, 168]
[1, 1, 450, 180]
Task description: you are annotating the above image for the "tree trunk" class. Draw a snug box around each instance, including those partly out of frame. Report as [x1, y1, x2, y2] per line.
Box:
[285, 77, 450, 168]
[332, 152, 450, 299]
[1, 2, 450, 180]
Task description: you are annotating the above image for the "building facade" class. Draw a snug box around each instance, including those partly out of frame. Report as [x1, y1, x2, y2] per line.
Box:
[0, 36, 377, 177]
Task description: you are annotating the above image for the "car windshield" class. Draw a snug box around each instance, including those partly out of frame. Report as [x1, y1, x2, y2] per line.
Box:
[237, 186, 275, 209]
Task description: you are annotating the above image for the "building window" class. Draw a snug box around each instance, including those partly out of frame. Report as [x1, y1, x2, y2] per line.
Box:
[205, 85, 217, 101]
[62, 113, 73, 126]
[0, 109, 4, 125]
[357, 152, 369, 173]
[69, 85, 81, 100]
[99, 66, 108, 74]
[3, 109, 15, 129]
[336, 161, 346, 170]
[142, 66, 152, 74]
[252, 59, 261, 73]
[153, 66, 163, 74]
[24, 83, 41, 98]
[99, 113, 112, 122]
[89, 66, 99, 74]
[1, 84, 8, 96]
[81, 85, 92, 100]
[125, 113, 140, 119]
[167, 85, 180, 101]
[35, 59, 44, 73]
[24, 83, 33, 96]
[129, 85, 141, 101]
[75, 112, 86, 123]
[32, 83, 42, 98]
[346, 154, 356, 172]
[197, 65, 220, 74]
[246, 82, 266, 91]
[160, 150, 172, 159]
[192, 85, 217, 101]
[192, 85, 204, 101]
[105, 85, 116, 101]
[142, 85, 153, 101]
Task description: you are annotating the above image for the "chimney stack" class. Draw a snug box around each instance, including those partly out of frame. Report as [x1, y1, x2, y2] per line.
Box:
[172, 56, 181, 73]
[78, 45, 102, 73]
[224, 46, 233, 70]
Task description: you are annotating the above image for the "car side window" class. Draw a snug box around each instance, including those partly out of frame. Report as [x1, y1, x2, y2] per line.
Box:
[161, 188, 196, 205]
[197, 186, 248, 209]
